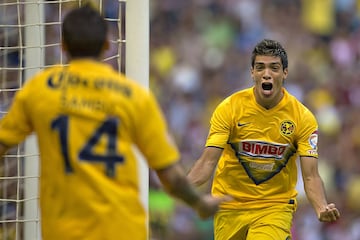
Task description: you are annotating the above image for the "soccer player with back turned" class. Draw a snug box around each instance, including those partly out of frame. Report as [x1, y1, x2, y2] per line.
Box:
[0, 5, 230, 240]
[187, 39, 340, 240]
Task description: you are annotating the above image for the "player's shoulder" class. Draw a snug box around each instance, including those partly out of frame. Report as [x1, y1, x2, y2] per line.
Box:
[225, 87, 253, 101]
[284, 89, 315, 117]
[285, 90, 308, 108]
[223, 87, 253, 104]
[213, 88, 253, 114]
[28, 64, 63, 83]
[19, 65, 63, 95]
[119, 75, 150, 97]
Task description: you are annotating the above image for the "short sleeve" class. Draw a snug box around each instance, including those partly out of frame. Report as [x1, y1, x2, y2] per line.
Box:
[133, 89, 180, 170]
[0, 86, 33, 146]
[205, 97, 232, 149]
[297, 108, 319, 158]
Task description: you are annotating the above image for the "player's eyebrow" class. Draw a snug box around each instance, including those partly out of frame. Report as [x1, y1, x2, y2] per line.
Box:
[254, 62, 281, 66]
[255, 62, 283, 70]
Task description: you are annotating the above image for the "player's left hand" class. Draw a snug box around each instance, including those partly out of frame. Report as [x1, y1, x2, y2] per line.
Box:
[318, 203, 340, 222]
[195, 194, 233, 219]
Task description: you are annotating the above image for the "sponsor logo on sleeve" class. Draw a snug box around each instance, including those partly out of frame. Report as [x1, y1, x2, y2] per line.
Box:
[307, 130, 318, 155]
[309, 130, 318, 149]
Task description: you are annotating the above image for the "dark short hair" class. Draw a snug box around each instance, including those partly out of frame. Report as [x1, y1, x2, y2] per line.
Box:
[62, 5, 107, 58]
[251, 39, 288, 70]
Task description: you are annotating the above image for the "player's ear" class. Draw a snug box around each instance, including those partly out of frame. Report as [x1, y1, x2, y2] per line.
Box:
[61, 38, 68, 52]
[98, 39, 110, 59]
[102, 38, 110, 52]
[283, 68, 288, 81]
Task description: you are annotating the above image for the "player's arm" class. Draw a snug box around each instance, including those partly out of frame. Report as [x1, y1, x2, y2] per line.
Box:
[156, 161, 230, 219]
[186, 97, 230, 186]
[187, 146, 222, 186]
[300, 156, 340, 222]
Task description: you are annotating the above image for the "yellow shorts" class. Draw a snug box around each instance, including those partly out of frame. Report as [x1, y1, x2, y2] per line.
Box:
[214, 202, 296, 240]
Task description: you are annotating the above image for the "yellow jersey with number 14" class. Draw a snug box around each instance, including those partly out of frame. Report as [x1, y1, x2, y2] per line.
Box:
[206, 87, 318, 210]
[0, 59, 179, 240]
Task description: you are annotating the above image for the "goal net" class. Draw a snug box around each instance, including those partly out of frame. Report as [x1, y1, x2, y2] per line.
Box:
[0, 0, 148, 239]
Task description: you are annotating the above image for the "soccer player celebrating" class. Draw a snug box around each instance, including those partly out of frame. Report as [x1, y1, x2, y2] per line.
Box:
[187, 39, 340, 240]
[0, 5, 230, 240]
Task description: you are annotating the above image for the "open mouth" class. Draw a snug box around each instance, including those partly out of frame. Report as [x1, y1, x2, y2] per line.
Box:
[262, 82, 273, 91]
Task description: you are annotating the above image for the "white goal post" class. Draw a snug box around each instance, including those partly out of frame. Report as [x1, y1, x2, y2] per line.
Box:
[23, 2, 44, 239]
[126, 0, 150, 238]
[0, 0, 149, 239]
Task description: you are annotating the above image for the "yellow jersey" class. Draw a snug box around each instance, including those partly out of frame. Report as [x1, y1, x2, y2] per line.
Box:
[0, 59, 179, 240]
[206, 87, 318, 210]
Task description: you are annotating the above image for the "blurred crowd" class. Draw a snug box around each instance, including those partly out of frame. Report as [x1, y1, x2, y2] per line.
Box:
[2, 0, 360, 239]
[148, 0, 360, 239]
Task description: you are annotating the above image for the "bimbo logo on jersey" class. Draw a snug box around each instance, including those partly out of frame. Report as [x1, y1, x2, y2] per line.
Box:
[239, 141, 289, 159]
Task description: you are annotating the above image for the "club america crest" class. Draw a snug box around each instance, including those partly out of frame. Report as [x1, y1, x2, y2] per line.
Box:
[280, 120, 295, 136]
